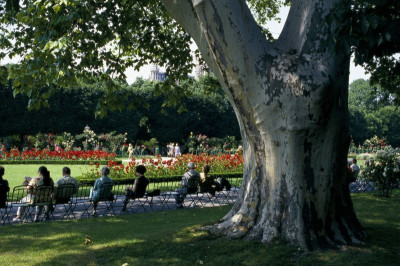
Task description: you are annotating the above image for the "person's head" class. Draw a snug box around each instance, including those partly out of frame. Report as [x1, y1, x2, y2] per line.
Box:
[38, 166, 50, 178]
[352, 158, 357, 164]
[187, 162, 195, 169]
[101, 166, 110, 176]
[0, 166, 4, 178]
[62, 167, 71, 176]
[38, 166, 51, 185]
[135, 165, 147, 175]
[203, 164, 210, 174]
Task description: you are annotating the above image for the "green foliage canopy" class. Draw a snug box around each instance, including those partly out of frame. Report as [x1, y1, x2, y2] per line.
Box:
[348, 79, 400, 147]
[0, 0, 284, 115]
[332, 0, 400, 100]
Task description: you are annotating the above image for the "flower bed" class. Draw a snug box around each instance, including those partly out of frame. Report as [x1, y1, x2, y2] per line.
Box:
[0, 148, 116, 161]
[0, 159, 122, 165]
[79, 153, 244, 182]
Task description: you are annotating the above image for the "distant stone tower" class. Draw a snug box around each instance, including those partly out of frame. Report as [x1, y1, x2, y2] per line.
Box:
[194, 56, 206, 80]
[149, 64, 166, 81]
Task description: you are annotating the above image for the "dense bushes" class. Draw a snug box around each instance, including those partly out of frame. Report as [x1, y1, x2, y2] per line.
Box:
[361, 148, 400, 197]
[0, 78, 240, 145]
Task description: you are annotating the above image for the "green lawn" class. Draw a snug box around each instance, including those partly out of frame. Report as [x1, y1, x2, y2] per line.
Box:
[2, 164, 92, 189]
[0, 191, 399, 265]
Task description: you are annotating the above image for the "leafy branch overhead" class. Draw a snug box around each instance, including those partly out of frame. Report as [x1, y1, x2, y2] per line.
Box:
[330, 0, 400, 98]
[0, 0, 285, 115]
[2, 0, 398, 114]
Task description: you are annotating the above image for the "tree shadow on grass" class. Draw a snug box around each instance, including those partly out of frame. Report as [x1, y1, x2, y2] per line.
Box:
[1, 197, 399, 266]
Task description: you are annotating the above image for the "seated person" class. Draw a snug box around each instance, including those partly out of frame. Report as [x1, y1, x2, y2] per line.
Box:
[350, 158, 360, 180]
[199, 164, 232, 194]
[13, 166, 54, 222]
[199, 164, 217, 197]
[90, 166, 114, 214]
[0, 166, 10, 209]
[45, 167, 79, 217]
[214, 177, 232, 191]
[174, 162, 200, 208]
[122, 165, 149, 212]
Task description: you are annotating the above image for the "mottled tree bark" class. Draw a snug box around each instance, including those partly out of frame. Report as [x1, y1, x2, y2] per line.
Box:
[161, 0, 366, 249]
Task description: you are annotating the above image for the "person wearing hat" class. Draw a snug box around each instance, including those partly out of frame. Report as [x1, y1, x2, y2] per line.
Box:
[174, 162, 200, 208]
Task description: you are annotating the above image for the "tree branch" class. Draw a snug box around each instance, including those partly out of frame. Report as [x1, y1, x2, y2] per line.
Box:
[162, 0, 271, 88]
[278, 0, 343, 55]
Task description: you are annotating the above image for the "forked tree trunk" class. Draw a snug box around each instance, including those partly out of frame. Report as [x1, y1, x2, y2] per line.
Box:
[161, 0, 367, 249]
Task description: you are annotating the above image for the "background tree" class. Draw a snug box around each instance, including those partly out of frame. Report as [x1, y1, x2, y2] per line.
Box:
[348, 79, 400, 147]
[0, 78, 240, 143]
[0, 0, 386, 249]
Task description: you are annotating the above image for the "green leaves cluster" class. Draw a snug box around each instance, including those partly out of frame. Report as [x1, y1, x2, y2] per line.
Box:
[361, 147, 400, 197]
[0, 0, 287, 116]
[330, 0, 400, 99]
[1, 0, 193, 115]
[348, 79, 400, 147]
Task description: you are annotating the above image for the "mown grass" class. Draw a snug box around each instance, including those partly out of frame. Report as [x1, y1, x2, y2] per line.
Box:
[0, 191, 399, 266]
[1, 164, 93, 189]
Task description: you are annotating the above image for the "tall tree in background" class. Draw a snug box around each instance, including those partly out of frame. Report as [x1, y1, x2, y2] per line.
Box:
[0, 0, 378, 249]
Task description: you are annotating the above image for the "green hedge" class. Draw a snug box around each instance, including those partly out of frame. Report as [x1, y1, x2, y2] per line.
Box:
[0, 160, 122, 165]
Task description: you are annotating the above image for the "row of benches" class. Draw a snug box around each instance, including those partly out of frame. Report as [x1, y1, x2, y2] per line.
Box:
[0, 177, 241, 225]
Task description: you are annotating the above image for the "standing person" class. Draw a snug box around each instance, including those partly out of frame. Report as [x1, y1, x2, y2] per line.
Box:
[174, 162, 200, 208]
[128, 144, 134, 160]
[175, 143, 181, 157]
[0, 166, 10, 209]
[90, 166, 114, 215]
[121, 165, 149, 212]
[13, 166, 54, 222]
[169, 143, 174, 157]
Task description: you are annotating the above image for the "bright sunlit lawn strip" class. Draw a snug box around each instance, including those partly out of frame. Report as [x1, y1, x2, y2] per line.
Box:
[1, 191, 399, 265]
[2, 164, 92, 189]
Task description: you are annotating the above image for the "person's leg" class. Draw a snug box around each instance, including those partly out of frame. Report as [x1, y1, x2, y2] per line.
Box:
[174, 188, 183, 204]
[122, 189, 134, 211]
[174, 188, 186, 208]
[91, 201, 98, 216]
[13, 196, 28, 221]
[34, 206, 44, 222]
[45, 203, 54, 220]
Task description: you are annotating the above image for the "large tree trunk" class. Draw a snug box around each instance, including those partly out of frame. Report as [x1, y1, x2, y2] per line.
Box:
[161, 0, 367, 249]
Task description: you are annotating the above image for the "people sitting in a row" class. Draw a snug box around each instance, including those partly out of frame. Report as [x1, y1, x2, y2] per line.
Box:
[2, 162, 234, 221]
[174, 162, 232, 208]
